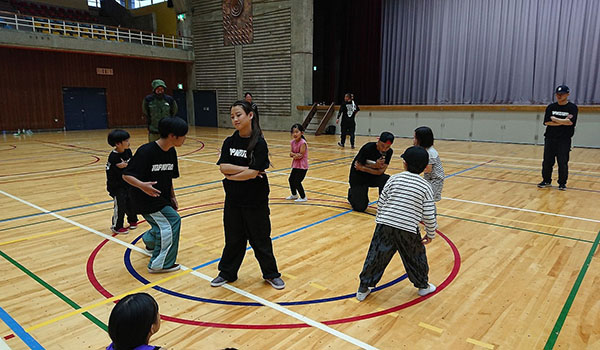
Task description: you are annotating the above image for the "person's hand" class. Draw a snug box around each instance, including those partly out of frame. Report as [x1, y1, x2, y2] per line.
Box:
[116, 159, 128, 168]
[171, 196, 178, 210]
[336, 118, 339, 124]
[376, 157, 386, 168]
[421, 236, 432, 245]
[354, 162, 363, 171]
[140, 181, 160, 197]
[567, 114, 573, 119]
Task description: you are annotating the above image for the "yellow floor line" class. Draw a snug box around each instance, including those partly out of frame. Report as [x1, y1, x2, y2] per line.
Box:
[26, 267, 194, 332]
[466, 338, 495, 349]
[0, 227, 79, 246]
[418, 322, 443, 334]
[439, 207, 597, 234]
[282, 273, 297, 280]
[310, 282, 327, 290]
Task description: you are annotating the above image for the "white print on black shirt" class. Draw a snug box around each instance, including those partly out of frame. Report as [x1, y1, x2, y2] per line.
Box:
[230, 148, 248, 158]
[151, 163, 174, 171]
[552, 111, 570, 117]
[346, 101, 357, 118]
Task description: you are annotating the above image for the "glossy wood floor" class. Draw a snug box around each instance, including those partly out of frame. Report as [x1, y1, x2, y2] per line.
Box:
[0, 127, 599, 350]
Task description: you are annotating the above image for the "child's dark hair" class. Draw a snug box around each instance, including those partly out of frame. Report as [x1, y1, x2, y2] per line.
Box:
[108, 293, 159, 350]
[414, 126, 434, 148]
[231, 100, 263, 165]
[107, 129, 130, 147]
[244, 92, 252, 98]
[290, 123, 306, 140]
[158, 116, 189, 138]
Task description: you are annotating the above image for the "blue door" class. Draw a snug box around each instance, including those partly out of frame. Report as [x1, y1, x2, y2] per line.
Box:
[172, 89, 188, 123]
[62, 87, 108, 130]
[193, 90, 217, 127]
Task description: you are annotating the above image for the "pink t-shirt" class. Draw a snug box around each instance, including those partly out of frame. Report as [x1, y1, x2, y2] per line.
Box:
[291, 138, 309, 169]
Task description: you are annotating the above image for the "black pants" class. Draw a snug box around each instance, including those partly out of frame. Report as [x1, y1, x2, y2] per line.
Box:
[111, 188, 138, 229]
[359, 224, 429, 289]
[288, 168, 308, 198]
[542, 137, 571, 186]
[218, 202, 280, 282]
[348, 174, 390, 212]
[340, 122, 356, 146]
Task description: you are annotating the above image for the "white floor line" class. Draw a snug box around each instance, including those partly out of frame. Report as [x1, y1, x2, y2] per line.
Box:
[0, 337, 11, 350]
[0, 164, 105, 180]
[0, 189, 378, 350]
[442, 197, 600, 223]
[443, 150, 600, 167]
[180, 157, 600, 222]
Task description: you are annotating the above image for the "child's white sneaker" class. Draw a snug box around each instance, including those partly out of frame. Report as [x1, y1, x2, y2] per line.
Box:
[295, 197, 307, 202]
[285, 195, 298, 200]
[417, 282, 436, 296]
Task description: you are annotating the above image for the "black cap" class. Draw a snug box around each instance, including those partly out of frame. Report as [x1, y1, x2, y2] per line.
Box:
[401, 146, 429, 174]
[379, 131, 395, 144]
[555, 85, 570, 94]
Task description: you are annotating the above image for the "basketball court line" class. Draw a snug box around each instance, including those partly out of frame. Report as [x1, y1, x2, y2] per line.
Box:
[0, 336, 11, 350]
[0, 307, 43, 349]
[443, 150, 600, 167]
[0, 189, 379, 350]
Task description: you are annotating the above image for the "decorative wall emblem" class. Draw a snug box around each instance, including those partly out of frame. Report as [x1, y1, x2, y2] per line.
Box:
[223, 0, 253, 46]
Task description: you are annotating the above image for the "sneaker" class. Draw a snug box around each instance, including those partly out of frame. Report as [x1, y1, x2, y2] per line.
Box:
[351, 145, 355, 149]
[337, 142, 345, 147]
[295, 197, 307, 202]
[210, 275, 228, 287]
[417, 283, 436, 296]
[128, 221, 140, 230]
[111, 227, 129, 234]
[356, 284, 373, 301]
[558, 184, 566, 191]
[265, 277, 285, 290]
[285, 195, 298, 200]
[537, 181, 551, 188]
[147, 264, 180, 274]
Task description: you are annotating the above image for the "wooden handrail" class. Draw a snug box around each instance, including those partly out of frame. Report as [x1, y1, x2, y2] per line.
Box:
[315, 102, 335, 136]
[301, 103, 318, 130]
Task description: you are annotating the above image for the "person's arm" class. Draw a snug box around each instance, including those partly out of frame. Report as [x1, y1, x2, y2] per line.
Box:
[336, 104, 345, 123]
[421, 192, 437, 244]
[354, 161, 387, 175]
[424, 162, 433, 174]
[292, 143, 307, 160]
[171, 99, 178, 117]
[220, 163, 249, 175]
[224, 168, 261, 181]
[123, 175, 160, 197]
[170, 185, 178, 210]
[142, 98, 150, 129]
[550, 115, 574, 125]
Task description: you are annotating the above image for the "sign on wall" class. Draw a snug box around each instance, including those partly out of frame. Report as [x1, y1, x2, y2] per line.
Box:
[96, 68, 113, 76]
[223, 0, 253, 46]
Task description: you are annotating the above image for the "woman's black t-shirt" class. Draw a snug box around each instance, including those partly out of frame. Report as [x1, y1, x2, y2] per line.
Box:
[217, 131, 270, 206]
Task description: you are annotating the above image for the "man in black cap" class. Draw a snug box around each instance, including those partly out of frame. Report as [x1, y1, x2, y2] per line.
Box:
[356, 145, 437, 301]
[347, 131, 394, 212]
[538, 85, 578, 191]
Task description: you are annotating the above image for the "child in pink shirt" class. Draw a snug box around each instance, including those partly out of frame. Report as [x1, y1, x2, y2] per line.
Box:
[287, 123, 309, 202]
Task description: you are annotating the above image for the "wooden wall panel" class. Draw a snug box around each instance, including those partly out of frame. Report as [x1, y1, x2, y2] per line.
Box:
[0, 47, 188, 131]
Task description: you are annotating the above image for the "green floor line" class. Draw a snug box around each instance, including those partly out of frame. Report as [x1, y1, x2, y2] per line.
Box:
[0, 250, 108, 332]
[544, 230, 600, 349]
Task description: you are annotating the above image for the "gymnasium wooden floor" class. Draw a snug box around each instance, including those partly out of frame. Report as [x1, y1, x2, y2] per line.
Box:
[0, 127, 599, 350]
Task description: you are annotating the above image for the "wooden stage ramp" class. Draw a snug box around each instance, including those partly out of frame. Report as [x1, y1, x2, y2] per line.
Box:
[0, 127, 599, 349]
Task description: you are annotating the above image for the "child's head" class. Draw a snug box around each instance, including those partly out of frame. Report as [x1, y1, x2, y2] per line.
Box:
[108, 293, 160, 350]
[230, 100, 262, 134]
[290, 123, 305, 140]
[344, 93, 353, 102]
[158, 117, 188, 144]
[401, 146, 429, 174]
[108, 129, 131, 148]
[413, 126, 434, 148]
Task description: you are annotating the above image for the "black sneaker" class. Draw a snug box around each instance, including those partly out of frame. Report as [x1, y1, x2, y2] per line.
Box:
[537, 181, 551, 188]
[265, 277, 285, 290]
[558, 184, 566, 191]
[337, 142, 344, 147]
[210, 275, 228, 287]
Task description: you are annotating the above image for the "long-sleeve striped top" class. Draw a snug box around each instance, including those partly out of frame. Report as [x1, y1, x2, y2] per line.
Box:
[375, 171, 438, 238]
